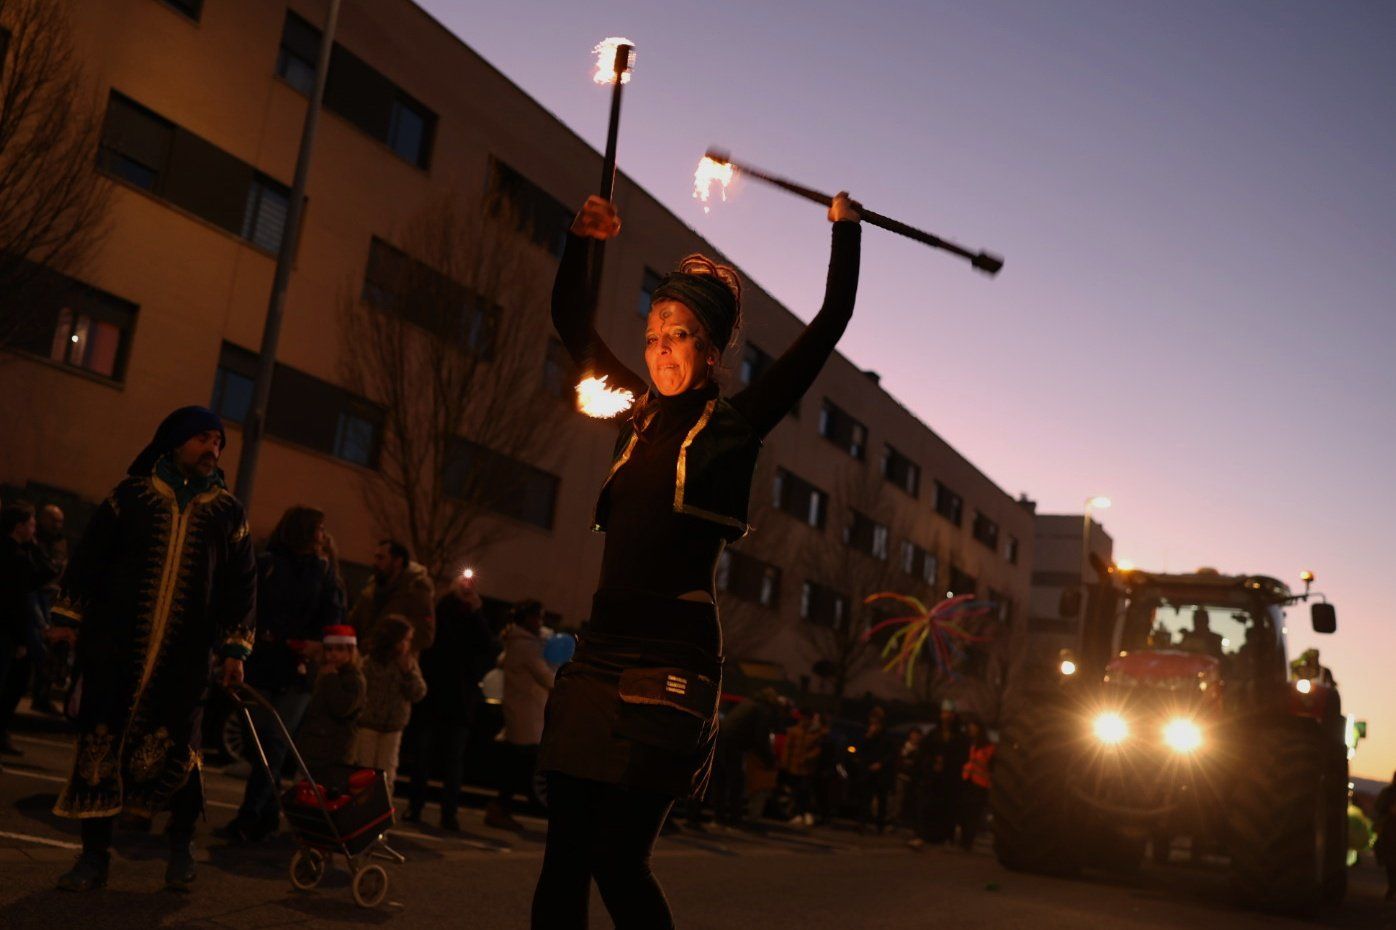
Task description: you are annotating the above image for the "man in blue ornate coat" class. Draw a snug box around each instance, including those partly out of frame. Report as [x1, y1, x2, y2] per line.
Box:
[52, 406, 257, 892]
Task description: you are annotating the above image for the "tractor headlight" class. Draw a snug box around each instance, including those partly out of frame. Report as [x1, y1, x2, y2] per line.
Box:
[1093, 712, 1129, 745]
[1162, 718, 1204, 753]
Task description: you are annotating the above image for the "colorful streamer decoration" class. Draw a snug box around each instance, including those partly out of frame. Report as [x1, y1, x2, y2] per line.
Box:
[862, 592, 997, 687]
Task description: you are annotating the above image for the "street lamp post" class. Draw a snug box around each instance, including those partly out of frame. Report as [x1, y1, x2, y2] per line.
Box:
[1081, 495, 1111, 621]
[234, 0, 342, 510]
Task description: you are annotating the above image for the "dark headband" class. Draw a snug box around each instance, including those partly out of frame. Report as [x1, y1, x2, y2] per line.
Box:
[650, 272, 739, 352]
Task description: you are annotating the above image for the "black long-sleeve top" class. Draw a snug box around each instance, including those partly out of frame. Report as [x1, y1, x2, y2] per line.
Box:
[553, 222, 861, 601]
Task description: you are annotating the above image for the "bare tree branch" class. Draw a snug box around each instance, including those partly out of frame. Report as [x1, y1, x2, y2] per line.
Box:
[338, 194, 569, 582]
[0, 0, 111, 353]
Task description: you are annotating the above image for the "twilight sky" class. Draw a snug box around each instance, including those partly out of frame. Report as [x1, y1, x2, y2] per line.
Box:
[416, 0, 1396, 778]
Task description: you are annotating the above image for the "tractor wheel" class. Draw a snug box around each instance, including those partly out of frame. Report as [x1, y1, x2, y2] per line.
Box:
[991, 701, 1080, 875]
[1227, 719, 1341, 913]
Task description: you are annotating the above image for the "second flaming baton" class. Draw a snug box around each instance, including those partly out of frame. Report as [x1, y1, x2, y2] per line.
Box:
[696, 149, 1005, 276]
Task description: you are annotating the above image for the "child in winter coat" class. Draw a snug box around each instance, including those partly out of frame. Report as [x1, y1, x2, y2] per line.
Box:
[352, 614, 427, 790]
[297, 625, 367, 783]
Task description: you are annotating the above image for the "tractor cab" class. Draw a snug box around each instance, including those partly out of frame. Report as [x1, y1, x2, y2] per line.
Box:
[1104, 572, 1294, 705]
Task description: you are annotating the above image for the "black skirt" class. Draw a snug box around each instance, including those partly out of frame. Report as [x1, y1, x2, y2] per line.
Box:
[537, 590, 723, 800]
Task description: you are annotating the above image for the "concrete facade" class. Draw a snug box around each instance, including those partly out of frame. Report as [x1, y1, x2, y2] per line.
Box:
[0, 0, 1034, 703]
[1024, 513, 1114, 681]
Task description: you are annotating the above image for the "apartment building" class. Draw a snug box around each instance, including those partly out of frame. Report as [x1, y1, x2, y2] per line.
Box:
[0, 0, 1034, 702]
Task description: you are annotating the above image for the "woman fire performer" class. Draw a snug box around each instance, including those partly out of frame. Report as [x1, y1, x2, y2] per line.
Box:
[532, 192, 861, 928]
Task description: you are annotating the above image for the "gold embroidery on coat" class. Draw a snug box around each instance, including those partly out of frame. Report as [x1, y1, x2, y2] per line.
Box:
[129, 727, 174, 782]
[76, 726, 117, 787]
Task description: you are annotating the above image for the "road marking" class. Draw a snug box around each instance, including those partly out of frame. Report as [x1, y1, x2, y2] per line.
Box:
[387, 829, 511, 853]
[0, 830, 82, 850]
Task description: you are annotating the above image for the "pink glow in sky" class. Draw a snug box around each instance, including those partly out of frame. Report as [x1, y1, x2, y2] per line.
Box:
[416, 1, 1396, 778]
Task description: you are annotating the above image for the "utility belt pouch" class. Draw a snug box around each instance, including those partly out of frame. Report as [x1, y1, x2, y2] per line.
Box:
[613, 667, 720, 754]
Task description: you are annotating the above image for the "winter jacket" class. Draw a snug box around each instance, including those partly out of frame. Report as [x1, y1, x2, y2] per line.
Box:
[245, 546, 343, 692]
[347, 561, 436, 651]
[962, 742, 996, 789]
[854, 726, 897, 787]
[297, 663, 367, 772]
[499, 624, 554, 745]
[0, 536, 55, 644]
[780, 720, 828, 776]
[357, 655, 427, 733]
[417, 593, 498, 724]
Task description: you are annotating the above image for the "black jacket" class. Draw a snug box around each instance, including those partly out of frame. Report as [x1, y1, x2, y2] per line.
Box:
[415, 593, 497, 724]
[245, 546, 343, 692]
[0, 536, 56, 643]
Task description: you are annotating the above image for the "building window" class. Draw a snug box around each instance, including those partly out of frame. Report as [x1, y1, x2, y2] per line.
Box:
[361, 236, 498, 357]
[818, 399, 867, 460]
[276, 10, 318, 94]
[844, 510, 888, 560]
[242, 175, 291, 253]
[97, 93, 173, 191]
[212, 342, 383, 468]
[446, 439, 559, 530]
[211, 344, 257, 422]
[387, 99, 428, 164]
[276, 11, 437, 168]
[1006, 535, 1020, 565]
[948, 565, 977, 598]
[899, 541, 938, 587]
[739, 343, 772, 386]
[717, 549, 781, 608]
[487, 159, 571, 257]
[972, 511, 999, 550]
[933, 480, 963, 526]
[801, 581, 848, 628]
[159, 0, 202, 21]
[11, 272, 138, 382]
[637, 268, 662, 317]
[988, 588, 1012, 624]
[98, 92, 296, 254]
[773, 468, 828, 529]
[881, 445, 920, 497]
[332, 410, 378, 467]
[543, 338, 575, 399]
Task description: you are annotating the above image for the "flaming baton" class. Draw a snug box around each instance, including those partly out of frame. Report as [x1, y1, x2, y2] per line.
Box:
[695, 149, 1004, 276]
[575, 38, 638, 419]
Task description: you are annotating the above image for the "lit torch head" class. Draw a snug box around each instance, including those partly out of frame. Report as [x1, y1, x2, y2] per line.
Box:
[592, 37, 636, 85]
[693, 155, 735, 215]
[576, 374, 635, 419]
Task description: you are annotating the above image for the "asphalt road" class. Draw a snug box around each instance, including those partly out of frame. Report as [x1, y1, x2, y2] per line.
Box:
[1, 711, 1391, 930]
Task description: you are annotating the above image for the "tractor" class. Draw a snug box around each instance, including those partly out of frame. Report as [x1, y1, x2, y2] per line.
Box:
[991, 564, 1347, 913]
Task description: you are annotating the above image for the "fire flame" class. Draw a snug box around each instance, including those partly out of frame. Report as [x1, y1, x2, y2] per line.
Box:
[693, 156, 734, 214]
[592, 37, 635, 85]
[576, 375, 635, 418]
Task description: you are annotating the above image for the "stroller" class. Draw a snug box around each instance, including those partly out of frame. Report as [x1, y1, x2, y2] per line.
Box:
[229, 684, 405, 908]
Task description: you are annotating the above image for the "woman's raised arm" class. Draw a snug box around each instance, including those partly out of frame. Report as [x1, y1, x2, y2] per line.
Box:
[551, 196, 648, 397]
[732, 193, 862, 436]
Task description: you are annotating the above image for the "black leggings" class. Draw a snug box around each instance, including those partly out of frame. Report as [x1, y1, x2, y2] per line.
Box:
[531, 772, 675, 930]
